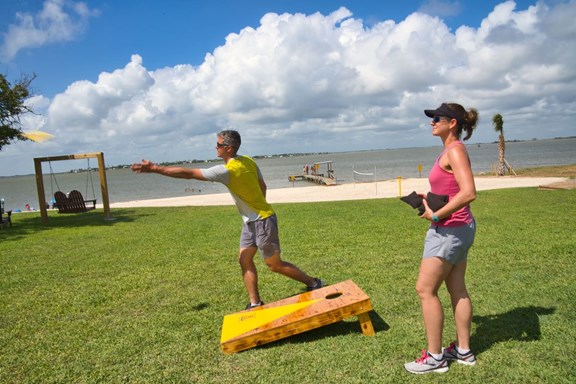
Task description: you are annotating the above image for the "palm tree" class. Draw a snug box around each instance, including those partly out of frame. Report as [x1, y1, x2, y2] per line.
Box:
[492, 113, 506, 176]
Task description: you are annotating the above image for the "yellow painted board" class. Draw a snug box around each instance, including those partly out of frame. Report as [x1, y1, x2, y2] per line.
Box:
[221, 299, 322, 342]
[220, 280, 374, 354]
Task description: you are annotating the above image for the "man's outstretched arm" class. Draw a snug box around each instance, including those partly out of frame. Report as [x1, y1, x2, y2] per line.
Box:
[131, 159, 207, 180]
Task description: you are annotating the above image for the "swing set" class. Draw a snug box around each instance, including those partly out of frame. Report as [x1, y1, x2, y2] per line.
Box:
[33, 152, 112, 223]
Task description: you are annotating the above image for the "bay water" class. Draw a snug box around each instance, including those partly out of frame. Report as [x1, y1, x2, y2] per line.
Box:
[1, 138, 574, 212]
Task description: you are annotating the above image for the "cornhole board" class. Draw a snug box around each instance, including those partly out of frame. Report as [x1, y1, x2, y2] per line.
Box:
[220, 279, 374, 354]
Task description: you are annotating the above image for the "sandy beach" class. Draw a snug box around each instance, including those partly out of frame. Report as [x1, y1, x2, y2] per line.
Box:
[107, 176, 571, 208]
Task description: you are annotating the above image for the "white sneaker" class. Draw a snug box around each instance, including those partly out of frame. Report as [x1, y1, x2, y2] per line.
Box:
[404, 350, 449, 374]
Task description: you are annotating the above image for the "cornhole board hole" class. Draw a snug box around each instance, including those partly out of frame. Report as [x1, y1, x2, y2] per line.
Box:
[220, 279, 374, 354]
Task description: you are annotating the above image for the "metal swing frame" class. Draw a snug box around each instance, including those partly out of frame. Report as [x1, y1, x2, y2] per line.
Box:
[34, 152, 112, 223]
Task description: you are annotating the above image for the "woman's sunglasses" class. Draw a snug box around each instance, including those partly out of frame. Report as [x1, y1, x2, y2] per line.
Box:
[432, 116, 451, 123]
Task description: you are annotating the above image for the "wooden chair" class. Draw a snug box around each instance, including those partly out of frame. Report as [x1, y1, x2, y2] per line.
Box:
[54, 190, 96, 213]
[0, 210, 12, 229]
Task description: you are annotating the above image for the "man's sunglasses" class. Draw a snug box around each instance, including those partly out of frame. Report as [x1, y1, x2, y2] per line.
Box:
[216, 142, 230, 148]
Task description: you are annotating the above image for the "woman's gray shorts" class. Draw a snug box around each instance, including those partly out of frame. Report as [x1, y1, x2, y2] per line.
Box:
[240, 214, 281, 258]
[423, 220, 476, 265]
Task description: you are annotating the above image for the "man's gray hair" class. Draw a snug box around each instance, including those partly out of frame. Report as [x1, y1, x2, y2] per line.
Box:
[218, 130, 241, 149]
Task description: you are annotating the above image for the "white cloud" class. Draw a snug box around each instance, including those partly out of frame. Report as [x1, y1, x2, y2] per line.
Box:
[3, 1, 576, 175]
[48, 55, 155, 134]
[0, 0, 98, 61]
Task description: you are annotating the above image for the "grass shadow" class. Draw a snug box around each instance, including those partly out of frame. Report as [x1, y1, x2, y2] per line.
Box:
[472, 305, 556, 355]
[192, 302, 210, 311]
[252, 310, 389, 352]
[0, 209, 139, 241]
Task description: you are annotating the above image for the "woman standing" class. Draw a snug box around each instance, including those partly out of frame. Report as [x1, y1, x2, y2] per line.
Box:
[404, 103, 479, 374]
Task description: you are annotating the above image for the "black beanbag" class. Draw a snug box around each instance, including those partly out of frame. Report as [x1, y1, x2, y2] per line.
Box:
[400, 191, 448, 215]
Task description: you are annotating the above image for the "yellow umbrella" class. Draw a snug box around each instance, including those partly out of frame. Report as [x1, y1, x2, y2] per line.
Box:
[21, 130, 55, 143]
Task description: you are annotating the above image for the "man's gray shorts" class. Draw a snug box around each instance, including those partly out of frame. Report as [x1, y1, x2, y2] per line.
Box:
[423, 220, 476, 265]
[240, 214, 281, 258]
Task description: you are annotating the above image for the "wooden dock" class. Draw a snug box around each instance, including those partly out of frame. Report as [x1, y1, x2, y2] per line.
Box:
[289, 161, 337, 186]
[220, 280, 374, 354]
[288, 174, 337, 185]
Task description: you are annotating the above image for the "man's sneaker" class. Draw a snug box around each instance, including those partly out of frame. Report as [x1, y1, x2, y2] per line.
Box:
[245, 301, 264, 310]
[306, 278, 325, 291]
[443, 342, 477, 366]
[404, 350, 449, 374]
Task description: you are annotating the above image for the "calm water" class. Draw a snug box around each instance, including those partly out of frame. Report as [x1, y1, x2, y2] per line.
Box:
[1, 138, 575, 212]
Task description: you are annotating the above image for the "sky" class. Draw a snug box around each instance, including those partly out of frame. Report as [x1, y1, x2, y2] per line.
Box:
[0, 0, 575, 176]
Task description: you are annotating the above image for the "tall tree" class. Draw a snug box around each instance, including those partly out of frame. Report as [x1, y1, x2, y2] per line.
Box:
[0, 73, 35, 151]
[492, 113, 506, 176]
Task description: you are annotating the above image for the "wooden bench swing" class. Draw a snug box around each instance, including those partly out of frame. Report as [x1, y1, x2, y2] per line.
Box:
[48, 157, 98, 214]
[53, 190, 96, 213]
[33, 153, 112, 223]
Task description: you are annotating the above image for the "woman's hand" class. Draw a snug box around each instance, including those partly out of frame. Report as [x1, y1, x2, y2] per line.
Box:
[420, 198, 434, 221]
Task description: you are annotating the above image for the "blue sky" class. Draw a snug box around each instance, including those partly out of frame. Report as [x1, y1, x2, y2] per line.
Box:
[1, 0, 575, 176]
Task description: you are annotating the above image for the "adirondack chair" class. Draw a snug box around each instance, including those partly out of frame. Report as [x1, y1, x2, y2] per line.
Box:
[54, 190, 96, 213]
[0, 201, 11, 229]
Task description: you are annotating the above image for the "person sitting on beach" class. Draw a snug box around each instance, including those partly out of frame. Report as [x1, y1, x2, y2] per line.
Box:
[131, 130, 324, 310]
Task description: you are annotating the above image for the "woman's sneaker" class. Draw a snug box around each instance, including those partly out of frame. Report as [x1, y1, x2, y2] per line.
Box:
[443, 342, 477, 366]
[404, 350, 449, 374]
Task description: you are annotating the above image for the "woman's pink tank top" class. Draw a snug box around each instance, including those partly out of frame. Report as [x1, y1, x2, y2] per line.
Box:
[428, 142, 474, 227]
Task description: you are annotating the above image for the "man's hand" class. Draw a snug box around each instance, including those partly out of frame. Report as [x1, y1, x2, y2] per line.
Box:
[131, 159, 155, 173]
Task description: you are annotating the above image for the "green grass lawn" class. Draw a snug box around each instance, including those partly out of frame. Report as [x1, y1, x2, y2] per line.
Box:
[1, 187, 575, 383]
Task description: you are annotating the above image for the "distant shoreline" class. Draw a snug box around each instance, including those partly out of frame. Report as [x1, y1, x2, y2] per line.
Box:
[2, 136, 574, 179]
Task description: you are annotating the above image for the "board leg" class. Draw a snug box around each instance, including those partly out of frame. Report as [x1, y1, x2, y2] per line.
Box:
[358, 312, 375, 336]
